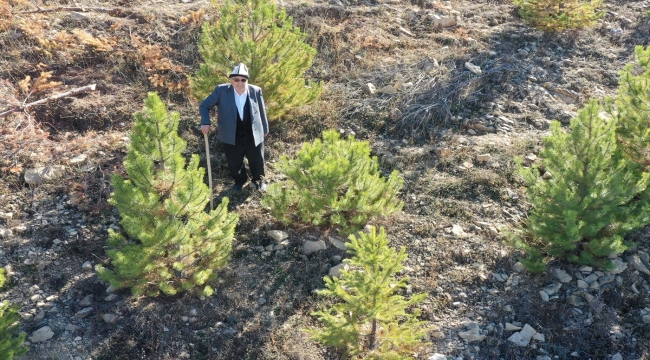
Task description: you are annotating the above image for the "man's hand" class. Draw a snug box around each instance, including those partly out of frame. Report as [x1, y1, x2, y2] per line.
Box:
[201, 125, 211, 135]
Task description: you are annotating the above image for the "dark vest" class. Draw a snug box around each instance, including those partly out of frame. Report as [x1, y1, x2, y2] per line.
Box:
[235, 97, 253, 137]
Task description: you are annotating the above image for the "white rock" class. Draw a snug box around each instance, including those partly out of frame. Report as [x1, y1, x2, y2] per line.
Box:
[0, 228, 12, 238]
[457, 327, 485, 342]
[542, 283, 562, 295]
[577, 280, 589, 288]
[532, 332, 545, 342]
[553, 268, 572, 283]
[79, 295, 93, 307]
[612, 353, 623, 360]
[628, 255, 650, 275]
[82, 261, 93, 270]
[102, 313, 118, 323]
[24, 165, 66, 185]
[429, 354, 447, 360]
[539, 290, 550, 302]
[507, 324, 536, 346]
[363, 83, 376, 95]
[328, 236, 347, 251]
[505, 323, 522, 331]
[328, 263, 347, 278]
[579, 265, 593, 273]
[267, 230, 288, 243]
[642, 315, 650, 324]
[465, 62, 482, 75]
[0, 212, 13, 220]
[30, 326, 54, 343]
[477, 154, 491, 162]
[301, 240, 327, 255]
[69, 154, 88, 164]
[513, 262, 526, 273]
[430, 14, 457, 27]
[451, 224, 467, 237]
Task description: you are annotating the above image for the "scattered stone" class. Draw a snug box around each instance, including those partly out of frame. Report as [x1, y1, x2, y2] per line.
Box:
[628, 255, 650, 275]
[74, 307, 93, 319]
[457, 322, 486, 342]
[257, 298, 267, 306]
[429, 354, 447, 360]
[465, 62, 482, 75]
[503, 305, 513, 312]
[65, 324, 79, 332]
[567, 295, 586, 307]
[376, 85, 398, 95]
[34, 310, 45, 321]
[69, 154, 88, 164]
[571, 352, 580, 357]
[267, 230, 288, 243]
[328, 236, 347, 251]
[577, 280, 589, 289]
[505, 323, 522, 331]
[553, 268, 573, 283]
[328, 263, 347, 278]
[79, 295, 93, 307]
[584, 273, 599, 284]
[0, 212, 13, 220]
[30, 326, 54, 343]
[532, 333, 545, 342]
[643, 315, 650, 324]
[105, 294, 118, 302]
[451, 224, 467, 237]
[493, 273, 508, 282]
[599, 275, 615, 286]
[608, 258, 628, 274]
[363, 83, 376, 95]
[513, 262, 526, 273]
[507, 324, 537, 346]
[24, 165, 66, 185]
[430, 14, 457, 27]
[542, 283, 562, 295]
[612, 353, 623, 360]
[536, 356, 551, 360]
[431, 331, 445, 339]
[0, 229, 12, 238]
[579, 266, 593, 273]
[102, 314, 118, 324]
[82, 261, 93, 270]
[301, 240, 327, 255]
[539, 291, 550, 302]
[477, 154, 491, 162]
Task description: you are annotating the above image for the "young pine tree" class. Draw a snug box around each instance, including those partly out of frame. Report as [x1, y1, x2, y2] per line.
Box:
[96, 93, 238, 297]
[512, 99, 650, 271]
[0, 302, 28, 359]
[613, 46, 650, 167]
[190, 0, 322, 120]
[261, 130, 403, 235]
[513, 0, 604, 32]
[309, 227, 429, 359]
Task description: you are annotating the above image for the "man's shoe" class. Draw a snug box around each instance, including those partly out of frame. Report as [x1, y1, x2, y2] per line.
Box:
[232, 183, 244, 192]
[255, 181, 267, 192]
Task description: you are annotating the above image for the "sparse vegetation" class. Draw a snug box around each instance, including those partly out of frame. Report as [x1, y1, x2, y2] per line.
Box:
[262, 130, 403, 235]
[190, 0, 322, 120]
[512, 100, 650, 271]
[513, 0, 604, 31]
[95, 93, 238, 297]
[309, 227, 429, 359]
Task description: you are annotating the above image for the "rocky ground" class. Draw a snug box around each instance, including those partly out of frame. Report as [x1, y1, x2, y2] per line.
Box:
[1, 0, 650, 359]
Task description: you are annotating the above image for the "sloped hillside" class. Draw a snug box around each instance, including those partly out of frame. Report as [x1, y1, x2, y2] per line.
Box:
[1, 0, 650, 359]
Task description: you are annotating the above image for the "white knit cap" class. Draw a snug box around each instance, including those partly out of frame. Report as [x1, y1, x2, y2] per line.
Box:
[229, 63, 249, 78]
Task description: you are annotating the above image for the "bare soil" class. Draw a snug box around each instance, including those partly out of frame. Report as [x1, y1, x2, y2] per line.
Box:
[1, 0, 650, 359]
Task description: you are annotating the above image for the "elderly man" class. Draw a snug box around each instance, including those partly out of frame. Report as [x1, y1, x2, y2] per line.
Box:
[200, 63, 269, 192]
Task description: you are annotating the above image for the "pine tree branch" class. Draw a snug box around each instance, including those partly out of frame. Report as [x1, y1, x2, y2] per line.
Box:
[0, 84, 97, 118]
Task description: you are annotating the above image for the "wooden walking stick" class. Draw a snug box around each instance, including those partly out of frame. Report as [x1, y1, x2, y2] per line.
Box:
[204, 132, 214, 211]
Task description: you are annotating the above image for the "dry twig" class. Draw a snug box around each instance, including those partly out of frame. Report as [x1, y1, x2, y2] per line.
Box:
[0, 84, 97, 118]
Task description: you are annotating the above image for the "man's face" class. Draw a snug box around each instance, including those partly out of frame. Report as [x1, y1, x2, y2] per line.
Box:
[230, 76, 248, 94]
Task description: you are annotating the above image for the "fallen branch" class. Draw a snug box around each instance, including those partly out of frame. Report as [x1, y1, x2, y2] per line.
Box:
[0, 84, 97, 118]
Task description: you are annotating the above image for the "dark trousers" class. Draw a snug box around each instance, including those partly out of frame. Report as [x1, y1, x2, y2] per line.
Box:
[222, 133, 265, 185]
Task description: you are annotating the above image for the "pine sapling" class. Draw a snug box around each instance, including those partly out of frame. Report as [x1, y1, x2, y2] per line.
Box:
[513, 0, 604, 32]
[309, 226, 429, 359]
[612, 46, 650, 168]
[190, 0, 321, 120]
[96, 93, 238, 297]
[0, 302, 28, 359]
[513, 99, 650, 271]
[261, 130, 403, 235]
